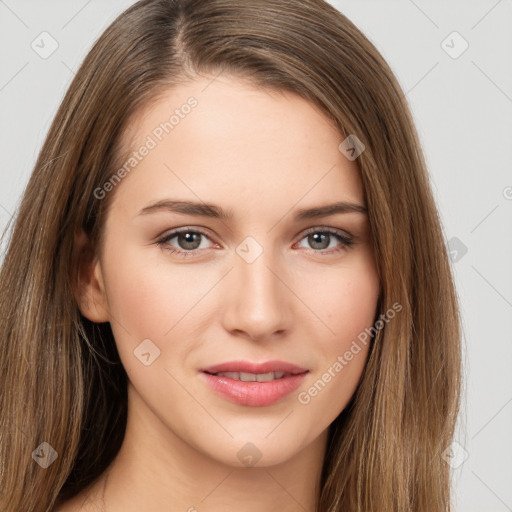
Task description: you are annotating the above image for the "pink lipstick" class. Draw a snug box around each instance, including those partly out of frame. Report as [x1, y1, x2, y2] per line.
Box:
[199, 360, 309, 407]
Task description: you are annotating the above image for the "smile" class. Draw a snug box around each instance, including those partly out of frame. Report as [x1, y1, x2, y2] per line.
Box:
[206, 371, 290, 382]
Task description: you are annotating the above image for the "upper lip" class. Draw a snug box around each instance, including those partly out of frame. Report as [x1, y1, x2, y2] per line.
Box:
[200, 360, 309, 375]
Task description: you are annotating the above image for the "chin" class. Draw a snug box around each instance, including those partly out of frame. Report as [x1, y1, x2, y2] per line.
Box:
[201, 430, 314, 469]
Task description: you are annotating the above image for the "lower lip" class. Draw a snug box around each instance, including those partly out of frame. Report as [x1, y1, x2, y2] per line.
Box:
[199, 371, 308, 407]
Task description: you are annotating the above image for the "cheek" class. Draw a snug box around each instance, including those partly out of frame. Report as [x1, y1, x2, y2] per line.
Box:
[100, 244, 219, 373]
[103, 242, 208, 329]
[316, 280, 377, 374]
[296, 254, 379, 415]
[310, 256, 380, 348]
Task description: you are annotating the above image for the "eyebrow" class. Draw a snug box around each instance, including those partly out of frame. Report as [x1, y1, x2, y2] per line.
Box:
[137, 199, 368, 221]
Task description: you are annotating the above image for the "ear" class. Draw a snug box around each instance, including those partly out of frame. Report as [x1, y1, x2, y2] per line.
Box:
[73, 229, 110, 323]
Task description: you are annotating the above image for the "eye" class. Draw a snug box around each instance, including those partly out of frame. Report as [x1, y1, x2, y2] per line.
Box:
[156, 226, 355, 258]
[156, 228, 215, 258]
[295, 227, 354, 254]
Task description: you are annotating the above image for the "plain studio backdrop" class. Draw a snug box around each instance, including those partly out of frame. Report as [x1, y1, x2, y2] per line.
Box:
[0, 1, 511, 511]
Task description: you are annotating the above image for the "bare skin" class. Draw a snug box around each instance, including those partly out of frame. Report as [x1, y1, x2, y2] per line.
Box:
[58, 74, 380, 511]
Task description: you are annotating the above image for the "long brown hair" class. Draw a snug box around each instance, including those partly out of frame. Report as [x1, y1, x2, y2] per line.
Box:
[0, 1, 462, 510]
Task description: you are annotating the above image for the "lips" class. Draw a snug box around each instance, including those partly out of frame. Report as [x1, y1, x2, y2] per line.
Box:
[200, 360, 309, 376]
[211, 371, 288, 382]
[199, 360, 309, 407]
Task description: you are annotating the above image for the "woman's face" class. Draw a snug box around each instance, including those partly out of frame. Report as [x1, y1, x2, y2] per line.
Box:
[84, 74, 380, 467]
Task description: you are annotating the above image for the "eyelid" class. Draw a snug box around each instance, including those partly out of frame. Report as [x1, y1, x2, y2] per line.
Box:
[156, 226, 217, 248]
[159, 226, 212, 239]
[299, 225, 353, 240]
[294, 226, 355, 253]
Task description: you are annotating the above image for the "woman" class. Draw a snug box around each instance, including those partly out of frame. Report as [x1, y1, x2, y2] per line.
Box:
[0, 0, 462, 510]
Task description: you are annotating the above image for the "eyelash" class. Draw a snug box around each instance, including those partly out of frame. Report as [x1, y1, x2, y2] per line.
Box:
[156, 226, 355, 258]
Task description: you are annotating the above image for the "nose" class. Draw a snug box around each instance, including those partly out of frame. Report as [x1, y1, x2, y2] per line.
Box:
[221, 242, 292, 342]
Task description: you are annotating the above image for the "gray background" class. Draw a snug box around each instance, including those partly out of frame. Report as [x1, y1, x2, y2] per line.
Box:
[1, 1, 511, 510]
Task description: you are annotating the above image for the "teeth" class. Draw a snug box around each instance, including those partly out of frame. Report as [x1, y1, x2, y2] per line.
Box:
[214, 371, 288, 381]
[217, 372, 240, 380]
[240, 372, 257, 382]
[257, 372, 278, 382]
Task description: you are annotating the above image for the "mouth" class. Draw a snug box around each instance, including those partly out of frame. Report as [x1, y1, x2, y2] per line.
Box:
[200, 359, 309, 376]
[203, 370, 298, 382]
[199, 360, 309, 407]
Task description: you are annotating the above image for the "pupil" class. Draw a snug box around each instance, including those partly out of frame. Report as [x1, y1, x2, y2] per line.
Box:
[310, 233, 329, 250]
[179, 232, 201, 250]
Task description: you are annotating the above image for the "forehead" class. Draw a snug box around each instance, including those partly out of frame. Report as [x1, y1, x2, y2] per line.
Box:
[110, 74, 365, 216]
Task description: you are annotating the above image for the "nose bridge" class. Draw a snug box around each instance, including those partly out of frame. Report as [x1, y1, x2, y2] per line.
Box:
[237, 236, 282, 306]
[224, 235, 290, 338]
